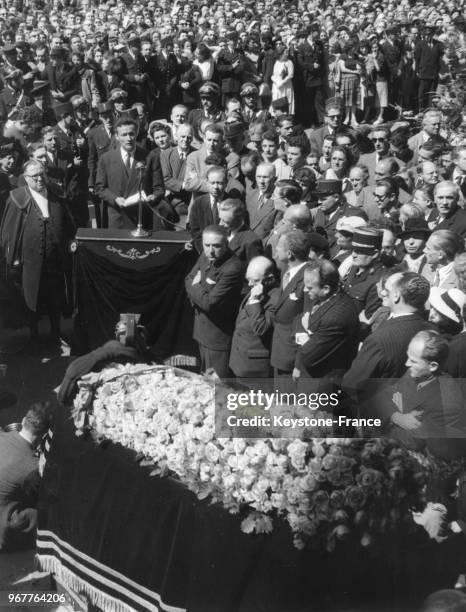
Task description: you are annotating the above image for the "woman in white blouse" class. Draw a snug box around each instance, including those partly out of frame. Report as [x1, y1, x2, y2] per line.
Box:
[193, 43, 215, 83]
[271, 42, 294, 114]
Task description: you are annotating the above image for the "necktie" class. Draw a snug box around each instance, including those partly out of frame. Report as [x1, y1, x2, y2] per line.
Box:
[212, 199, 219, 224]
[125, 153, 132, 174]
[258, 193, 264, 208]
[179, 152, 185, 161]
[432, 269, 440, 287]
[282, 270, 291, 289]
[455, 175, 464, 188]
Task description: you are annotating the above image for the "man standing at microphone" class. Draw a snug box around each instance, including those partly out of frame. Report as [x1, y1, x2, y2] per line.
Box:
[95, 118, 153, 230]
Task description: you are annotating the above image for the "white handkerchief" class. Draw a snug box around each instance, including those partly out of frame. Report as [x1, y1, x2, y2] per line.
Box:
[206, 278, 216, 285]
[289, 292, 298, 301]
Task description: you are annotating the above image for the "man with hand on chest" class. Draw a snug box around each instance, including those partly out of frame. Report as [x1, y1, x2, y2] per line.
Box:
[270, 229, 310, 392]
[185, 225, 243, 379]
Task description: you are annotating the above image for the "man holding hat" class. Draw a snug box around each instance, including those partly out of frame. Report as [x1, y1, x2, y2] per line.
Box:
[188, 81, 224, 146]
[305, 97, 345, 158]
[312, 179, 367, 255]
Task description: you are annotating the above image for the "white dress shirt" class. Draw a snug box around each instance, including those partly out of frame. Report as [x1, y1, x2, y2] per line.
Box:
[29, 187, 49, 218]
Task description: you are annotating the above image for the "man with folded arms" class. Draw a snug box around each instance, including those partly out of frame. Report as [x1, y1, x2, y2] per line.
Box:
[185, 225, 243, 378]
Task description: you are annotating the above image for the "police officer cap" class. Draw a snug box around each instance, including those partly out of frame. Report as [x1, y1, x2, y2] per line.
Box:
[351, 228, 382, 253]
[199, 81, 220, 96]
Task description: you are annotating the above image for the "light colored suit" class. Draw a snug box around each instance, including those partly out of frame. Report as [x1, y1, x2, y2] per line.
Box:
[245, 188, 279, 240]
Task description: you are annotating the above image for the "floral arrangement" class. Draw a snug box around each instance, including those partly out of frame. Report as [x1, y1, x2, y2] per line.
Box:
[72, 364, 434, 551]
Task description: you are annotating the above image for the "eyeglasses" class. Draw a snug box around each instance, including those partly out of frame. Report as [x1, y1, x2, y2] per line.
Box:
[372, 137, 387, 142]
[373, 193, 388, 199]
[26, 173, 45, 180]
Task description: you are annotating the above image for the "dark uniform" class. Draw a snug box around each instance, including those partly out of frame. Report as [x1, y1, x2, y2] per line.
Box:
[343, 261, 385, 318]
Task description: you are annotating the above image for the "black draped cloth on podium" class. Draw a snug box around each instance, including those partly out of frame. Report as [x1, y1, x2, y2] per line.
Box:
[72, 230, 197, 359]
[36, 408, 462, 612]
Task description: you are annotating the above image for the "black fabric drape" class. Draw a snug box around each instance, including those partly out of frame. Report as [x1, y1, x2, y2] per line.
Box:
[37, 408, 462, 612]
[73, 245, 196, 358]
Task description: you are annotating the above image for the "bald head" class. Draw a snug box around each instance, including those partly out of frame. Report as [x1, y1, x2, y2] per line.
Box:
[246, 256, 275, 287]
[283, 204, 312, 230]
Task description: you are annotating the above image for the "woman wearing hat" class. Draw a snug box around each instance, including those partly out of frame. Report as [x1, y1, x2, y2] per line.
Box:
[429, 287, 466, 339]
[271, 42, 295, 115]
[400, 217, 432, 278]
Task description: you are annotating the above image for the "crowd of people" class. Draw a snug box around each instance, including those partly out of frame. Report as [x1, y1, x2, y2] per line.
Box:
[0, 0, 463, 428]
[0, 0, 466, 599]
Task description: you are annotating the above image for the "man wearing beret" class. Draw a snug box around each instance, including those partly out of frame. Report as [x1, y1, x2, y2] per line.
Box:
[296, 24, 326, 127]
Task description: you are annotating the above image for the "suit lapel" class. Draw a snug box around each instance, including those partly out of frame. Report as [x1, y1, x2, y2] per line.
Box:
[308, 294, 337, 329]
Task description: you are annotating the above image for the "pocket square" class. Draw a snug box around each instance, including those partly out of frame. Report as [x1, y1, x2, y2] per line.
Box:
[206, 278, 216, 285]
[289, 292, 299, 301]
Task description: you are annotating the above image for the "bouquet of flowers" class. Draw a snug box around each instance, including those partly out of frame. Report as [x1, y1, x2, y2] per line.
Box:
[72, 364, 434, 551]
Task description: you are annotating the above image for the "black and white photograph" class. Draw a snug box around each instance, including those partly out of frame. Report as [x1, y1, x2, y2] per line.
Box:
[0, 1, 466, 610]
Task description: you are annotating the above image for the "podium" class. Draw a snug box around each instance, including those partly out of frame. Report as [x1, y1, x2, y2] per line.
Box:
[72, 229, 197, 358]
[74, 228, 192, 270]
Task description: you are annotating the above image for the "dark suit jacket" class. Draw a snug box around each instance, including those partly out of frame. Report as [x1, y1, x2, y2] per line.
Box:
[185, 250, 243, 350]
[87, 125, 116, 188]
[143, 148, 165, 203]
[228, 226, 264, 264]
[229, 287, 280, 377]
[296, 40, 325, 87]
[305, 125, 341, 157]
[160, 145, 194, 213]
[295, 292, 359, 378]
[343, 312, 434, 394]
[95, 146, 149, 229]
[435, 207, 466, 238]
[189, 194, 218, 252]
[270, 265, 306, 372]
[245, 188, 279, 240]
